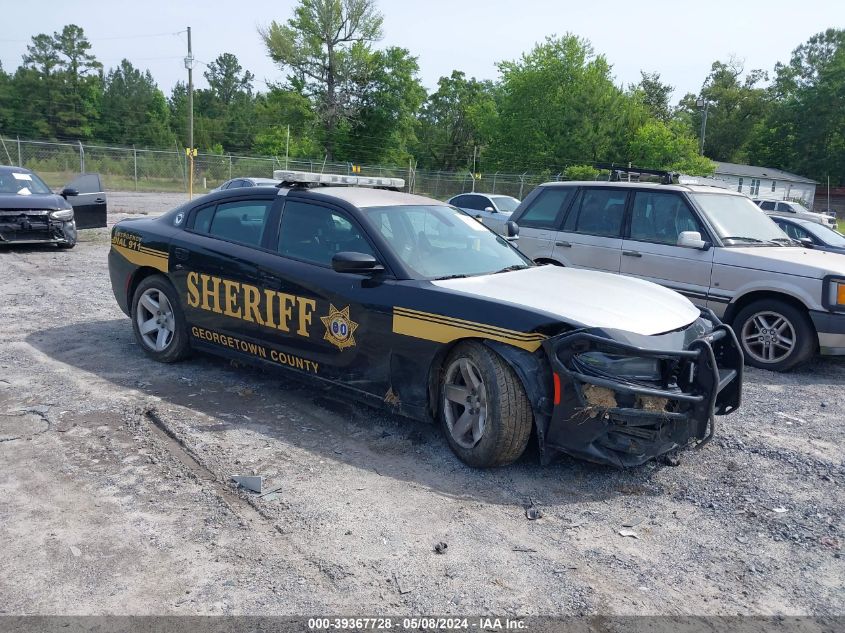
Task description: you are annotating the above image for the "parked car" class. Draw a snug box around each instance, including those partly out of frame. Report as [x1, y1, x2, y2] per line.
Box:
[752, 198, 837, 229]
[769, 215, 845, 255]
[0, 167, 108, 248]
[107, 170, 742, 469]
[447, 193, 521, 233]
[212, 177, 280, 192]
[510, 180, 845, 371]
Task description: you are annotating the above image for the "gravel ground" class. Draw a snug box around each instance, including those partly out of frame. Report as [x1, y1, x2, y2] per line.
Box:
[0, 194, 843, 617]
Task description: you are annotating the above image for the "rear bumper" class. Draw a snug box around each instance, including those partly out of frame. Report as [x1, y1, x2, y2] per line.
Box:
[541, 310, 743, 468]
[0, 212, 75, 244]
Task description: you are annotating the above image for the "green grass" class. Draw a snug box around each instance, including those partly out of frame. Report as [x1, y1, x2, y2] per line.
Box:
[838, 219, 845, 234]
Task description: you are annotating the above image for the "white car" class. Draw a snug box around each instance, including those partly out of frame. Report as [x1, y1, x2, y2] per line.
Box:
[753, 198, 837, 229]
[447, 193, 521, 233]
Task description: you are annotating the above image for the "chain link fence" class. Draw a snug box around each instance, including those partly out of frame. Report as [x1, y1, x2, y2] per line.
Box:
[0, 135, 555, 201]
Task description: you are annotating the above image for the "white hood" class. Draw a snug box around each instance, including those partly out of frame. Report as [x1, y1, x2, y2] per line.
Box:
[432, 266, 700, 336]
[715, 246, 845, 279]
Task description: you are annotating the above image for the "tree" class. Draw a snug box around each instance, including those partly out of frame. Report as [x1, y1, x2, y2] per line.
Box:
[634, 71, 673, 122]
[563, 164, 599, 180]
[677, 57, 770, 163]
[627, 120, 715, 175]
[488, 35, 648, 171]
[99, 60, 173, 147]
[337, 46, 425, 164]
[750, 29, 845, 184]
[204, 53, 255, 106]
[22, 34, 60, 76]
[53, 24, 101, 79]
[261, 0, 384, 159]
[415, 71, 497, 171]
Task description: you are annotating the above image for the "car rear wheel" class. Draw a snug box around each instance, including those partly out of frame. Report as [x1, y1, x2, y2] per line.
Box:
[733, 299, 815, 371]
[131, 275, 190, 363]
[440, 341, 533, 468]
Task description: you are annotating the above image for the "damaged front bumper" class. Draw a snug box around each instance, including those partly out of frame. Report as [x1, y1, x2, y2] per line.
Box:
[0, 210, 76, 245]
[540, 309, 743, 467]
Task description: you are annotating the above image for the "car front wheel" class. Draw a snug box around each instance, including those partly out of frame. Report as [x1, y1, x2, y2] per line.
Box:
[733, 299, 815, 371]
[440, 341, 533, 468]
[131, 275, 191, 363]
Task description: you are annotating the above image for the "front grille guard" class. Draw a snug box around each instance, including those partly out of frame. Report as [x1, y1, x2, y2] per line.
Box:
[542, 308, 743, 454]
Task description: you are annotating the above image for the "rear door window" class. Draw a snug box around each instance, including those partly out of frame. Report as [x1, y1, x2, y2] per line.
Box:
[759, 200, 776, 211]
[191, 199, 273, 247]
[516, 187, 575, 229]
[562, 188, 628, 237]
[65, 173, 102, 194]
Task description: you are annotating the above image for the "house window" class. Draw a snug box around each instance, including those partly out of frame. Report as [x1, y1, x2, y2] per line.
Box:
[750, 179, 761, 196]
[737, 177, 744, 192]
[771, 180, 777, 192]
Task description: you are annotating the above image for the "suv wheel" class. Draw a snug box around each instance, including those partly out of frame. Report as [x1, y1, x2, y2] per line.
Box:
[440, 341, 533, 468]
[131, 275, 191, 363]
[733, 299, 815, 371]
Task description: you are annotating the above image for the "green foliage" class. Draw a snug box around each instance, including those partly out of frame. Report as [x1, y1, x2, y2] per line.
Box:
[415, 71, 497, 171]
[562, 164, 599, 181]
[204, 53, 255, 105]
[487, 35, 649, 171]
[633, 71, 673, 122]
[99, 60, 173, 147]
[261, 0, 384, 159]
[627, 120, 715, 175]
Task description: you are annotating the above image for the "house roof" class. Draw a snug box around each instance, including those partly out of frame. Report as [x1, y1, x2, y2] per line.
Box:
[713, 161, 817, 185]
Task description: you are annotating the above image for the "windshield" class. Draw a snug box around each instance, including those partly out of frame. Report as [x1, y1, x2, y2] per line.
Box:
[491, 196, 520, 213]
[0, 170, 53, 195]
[690, 193, 791, 245]
[362, 204, 531, 279]
[801, 220, 845, 247]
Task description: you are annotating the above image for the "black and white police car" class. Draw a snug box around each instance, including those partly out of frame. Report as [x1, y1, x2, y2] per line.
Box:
[108, 171, 742, 468]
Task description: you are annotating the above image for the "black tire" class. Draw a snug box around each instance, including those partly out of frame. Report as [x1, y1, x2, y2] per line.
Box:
[732, 299, 816, 371]
[130, 275, 191, 363]
[57, 241, 76, 249]
[439, 341, 533, 468]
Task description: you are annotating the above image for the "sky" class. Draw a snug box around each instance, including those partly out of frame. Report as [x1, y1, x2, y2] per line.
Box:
[0, 0, 842, 104]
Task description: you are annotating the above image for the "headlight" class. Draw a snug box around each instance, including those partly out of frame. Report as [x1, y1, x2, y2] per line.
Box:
[575, 351, 661, 381]
[50, 209, 74, 221]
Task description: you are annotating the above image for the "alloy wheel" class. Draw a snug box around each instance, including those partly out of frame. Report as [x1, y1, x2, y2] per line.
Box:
[740, 310, 796, 364]
[443, 357, 488, 449]
[136, 288, 175, 352]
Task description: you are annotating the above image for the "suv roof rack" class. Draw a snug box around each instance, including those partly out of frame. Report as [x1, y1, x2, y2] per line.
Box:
[272, 170, 405, 191]
[594, 163, 675, 184]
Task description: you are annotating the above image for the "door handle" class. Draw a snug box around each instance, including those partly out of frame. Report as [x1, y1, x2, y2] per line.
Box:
[94, 198, 106, 203]
[555, 241, 571, 248]
[623, 250, 642, 258]
[174, 247, 189, 261]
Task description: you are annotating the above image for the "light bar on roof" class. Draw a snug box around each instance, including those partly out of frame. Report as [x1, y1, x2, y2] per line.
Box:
[273, 170, 404, 189]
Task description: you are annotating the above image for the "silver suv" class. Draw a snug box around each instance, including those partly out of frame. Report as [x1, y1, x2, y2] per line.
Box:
[753, 198, 837, 229]
[510, 181, 845, 371]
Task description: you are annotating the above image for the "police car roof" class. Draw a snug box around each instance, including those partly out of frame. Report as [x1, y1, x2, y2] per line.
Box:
[293, 186, 444, 209]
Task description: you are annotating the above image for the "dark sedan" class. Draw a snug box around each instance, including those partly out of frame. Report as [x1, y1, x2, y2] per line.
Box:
[769, 215, 845, 255]
[0, 167, 107, 248]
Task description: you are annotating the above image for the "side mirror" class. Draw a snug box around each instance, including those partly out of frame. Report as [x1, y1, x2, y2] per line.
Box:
[505, 220, 519, 241]
[61, 187, 79, 198]
[484, 206, 495, 212]
[331, 251, 384, 274]
[677, 231, 707, 250]
[798, 237, 814, 249]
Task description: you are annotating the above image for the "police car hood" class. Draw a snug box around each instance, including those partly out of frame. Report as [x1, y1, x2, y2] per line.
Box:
[432, 266, 700, 336]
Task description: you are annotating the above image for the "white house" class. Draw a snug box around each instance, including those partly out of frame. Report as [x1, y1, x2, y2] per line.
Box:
[711, 162, 817, 206]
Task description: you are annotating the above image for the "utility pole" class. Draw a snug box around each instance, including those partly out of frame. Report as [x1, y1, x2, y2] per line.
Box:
[285, 124, 290, 169]
[185, 26, 195, 198]
[471, 146, 477, 192]
[696, 98, 709, 156]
